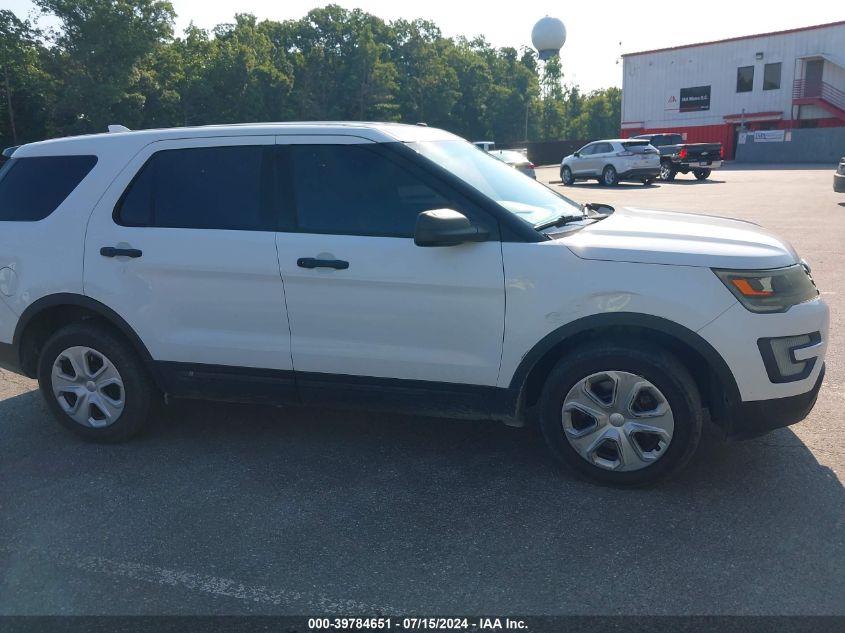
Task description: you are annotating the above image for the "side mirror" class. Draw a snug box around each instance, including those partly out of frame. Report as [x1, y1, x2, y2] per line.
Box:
[414, 209, 489, 247]
[573, 151, 580, 157]
[584, 202, 615, 215]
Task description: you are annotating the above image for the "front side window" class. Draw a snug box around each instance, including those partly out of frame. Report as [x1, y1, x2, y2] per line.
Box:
[115, 145, 274, 231]
[764, 62, 782, 90]
[578, 144, 596, 156]
[0, 155, 97, 221]
[287, 144, 452, 237]
[737, 66, 754, 92]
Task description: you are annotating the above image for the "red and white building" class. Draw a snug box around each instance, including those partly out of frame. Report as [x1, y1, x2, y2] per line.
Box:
[620, 21, 845, 158]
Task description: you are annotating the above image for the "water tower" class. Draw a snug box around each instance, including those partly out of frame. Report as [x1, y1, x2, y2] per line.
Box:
[531, 16, 566, 61]
[532, 16, 566, 97]
[529, 16, 567, 140]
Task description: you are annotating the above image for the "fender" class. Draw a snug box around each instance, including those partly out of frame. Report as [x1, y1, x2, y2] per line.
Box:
[13, 293, 156, 377]
[505, 312, 741, 413]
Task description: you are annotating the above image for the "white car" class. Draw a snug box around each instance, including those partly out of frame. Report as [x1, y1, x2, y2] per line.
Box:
[561, 139, 661, 186]
[488, 149, 537, 179]
[0, 123, 828, 486]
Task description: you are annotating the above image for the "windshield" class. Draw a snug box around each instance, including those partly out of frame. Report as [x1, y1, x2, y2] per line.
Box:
[409, 140, 580, 227]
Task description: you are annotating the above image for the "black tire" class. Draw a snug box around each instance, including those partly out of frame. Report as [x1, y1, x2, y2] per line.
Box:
[560, 165, 574, 186]
[538, 340, 702, 487]
[37, 321, 158, 442]
[642, 177, 655, 185]
[694, 169, 711, 180]
[601, 165, 619, 186]
[659, 161, 676, 181]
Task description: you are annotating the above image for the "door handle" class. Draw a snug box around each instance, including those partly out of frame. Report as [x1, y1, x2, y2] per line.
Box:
[100, 247, 143, 258]
[297, 257, 349, 270]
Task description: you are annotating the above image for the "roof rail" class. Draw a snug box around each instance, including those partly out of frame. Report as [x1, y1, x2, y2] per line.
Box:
[107, 124, 131, 133]
[2, 145, 19, 158]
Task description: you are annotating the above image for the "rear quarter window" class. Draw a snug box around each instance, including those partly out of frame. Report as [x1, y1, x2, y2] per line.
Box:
[0, 155, 98, 221]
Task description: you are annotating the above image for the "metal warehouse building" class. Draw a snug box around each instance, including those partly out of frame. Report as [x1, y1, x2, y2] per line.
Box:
[620, 21, 845, 159]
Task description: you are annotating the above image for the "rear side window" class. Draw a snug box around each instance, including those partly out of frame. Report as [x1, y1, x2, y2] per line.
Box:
[115, 145, 274, 231]
[288, 144, 452, 237]
[622, 141, 654, 153]
[0, 155, 97, 221]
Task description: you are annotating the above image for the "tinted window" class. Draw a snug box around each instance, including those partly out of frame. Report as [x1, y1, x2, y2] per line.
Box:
[737, 66, 754, 92]
[0, 155, 97, 221]
[288, 145, 451, 237]
[622, 141, 654, 153]
[764, 62, 781, 90]
[578, 144, 595, 156]
[116, 145, 273, 231]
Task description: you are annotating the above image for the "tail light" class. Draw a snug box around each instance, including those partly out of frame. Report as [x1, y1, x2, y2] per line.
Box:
[678, 148, 688, 159]
[527, 163, 536, 169]
[720, 146, 725, 160]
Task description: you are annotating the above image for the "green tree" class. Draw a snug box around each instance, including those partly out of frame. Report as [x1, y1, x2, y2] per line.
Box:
[0, 10, 50, 145]
[391, 19, 459, 127]
[35, 0, 175, 134]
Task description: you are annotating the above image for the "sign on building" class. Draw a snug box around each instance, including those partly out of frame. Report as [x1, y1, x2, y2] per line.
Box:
[679, 85, 711, 112]
[753, 130, 786, 142]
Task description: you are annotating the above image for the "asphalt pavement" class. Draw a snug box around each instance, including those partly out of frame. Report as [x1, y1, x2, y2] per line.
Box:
[0, 164, 843, 615]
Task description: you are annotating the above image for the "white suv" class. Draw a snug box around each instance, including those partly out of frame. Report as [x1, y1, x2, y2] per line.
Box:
[0, 123, 829, 486]
[561, 139, 661, 186]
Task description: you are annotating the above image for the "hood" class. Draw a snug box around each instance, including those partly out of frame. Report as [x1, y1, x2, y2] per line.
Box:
[561, 207, 799, 269]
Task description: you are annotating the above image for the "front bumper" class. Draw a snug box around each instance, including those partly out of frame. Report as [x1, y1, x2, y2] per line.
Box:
[834, 170, 845, 193]
[722, 364, 825, 439]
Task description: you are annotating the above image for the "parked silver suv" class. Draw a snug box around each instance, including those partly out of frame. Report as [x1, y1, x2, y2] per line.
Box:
[561, 139, 660, 186]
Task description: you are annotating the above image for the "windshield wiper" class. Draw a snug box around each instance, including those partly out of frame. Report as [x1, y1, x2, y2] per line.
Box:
[534, 214, 584, 230]
[534, 204, 588, 230]
[533, 202, 615, 231]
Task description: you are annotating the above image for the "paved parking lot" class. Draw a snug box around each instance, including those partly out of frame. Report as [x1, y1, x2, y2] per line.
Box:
[1, 165, 843, 615]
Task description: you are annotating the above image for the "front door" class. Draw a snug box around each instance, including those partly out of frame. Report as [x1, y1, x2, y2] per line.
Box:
[805, 59, 824, 97]
[84, 136, 296, 400]
[571, 143, 597, 176]
[273, 139, 505, 409]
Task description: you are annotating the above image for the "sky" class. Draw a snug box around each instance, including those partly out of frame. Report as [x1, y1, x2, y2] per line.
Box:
[6, 0, 843, 92]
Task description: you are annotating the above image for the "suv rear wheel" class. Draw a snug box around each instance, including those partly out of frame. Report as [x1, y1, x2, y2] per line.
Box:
[37, 321, 158, 442]
[659, 161, 676, 181]
[538, 340, 702, 486]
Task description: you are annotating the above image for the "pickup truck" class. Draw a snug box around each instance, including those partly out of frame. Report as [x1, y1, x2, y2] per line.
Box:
[633, 133, 723, 181]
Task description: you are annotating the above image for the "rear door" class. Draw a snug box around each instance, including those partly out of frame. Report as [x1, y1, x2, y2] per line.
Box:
[274, 137, 505, 409]
[84, 136, 296, 400]
[591, 142, 615, 173]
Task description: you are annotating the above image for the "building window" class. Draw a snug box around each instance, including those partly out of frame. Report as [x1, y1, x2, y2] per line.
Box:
[763, 62, 781, 90]
[736, 66, 754, 92]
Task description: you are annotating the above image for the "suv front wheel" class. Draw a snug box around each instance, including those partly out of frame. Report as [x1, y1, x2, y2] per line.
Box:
[37, 321, 158, 442]
[539, 340, 702, 486]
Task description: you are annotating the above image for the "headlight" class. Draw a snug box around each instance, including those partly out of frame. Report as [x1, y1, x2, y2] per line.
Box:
[713, 265, 818, 313]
